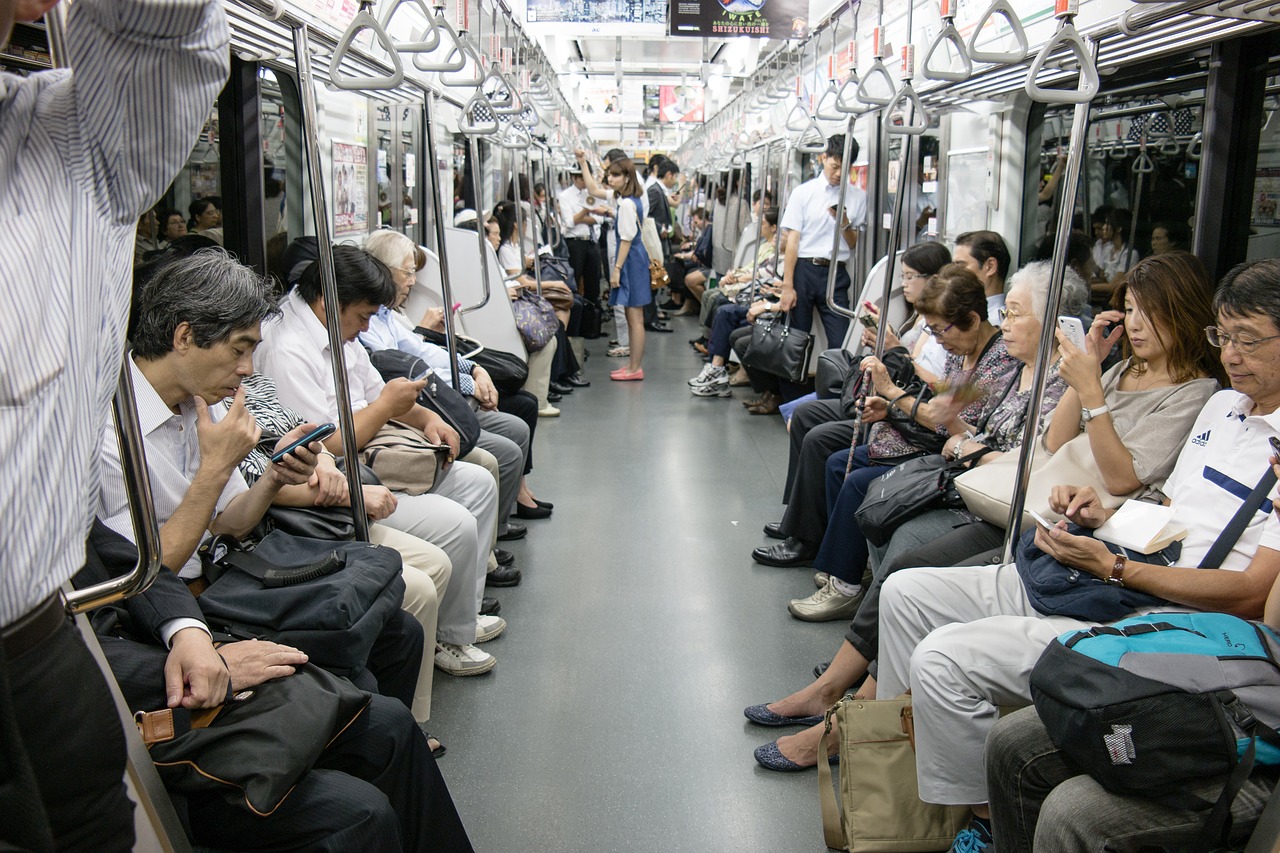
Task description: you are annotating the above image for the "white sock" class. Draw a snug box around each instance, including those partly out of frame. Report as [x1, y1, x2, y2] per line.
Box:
[830, 577, 862, 597]
[709, 364, 726, 376]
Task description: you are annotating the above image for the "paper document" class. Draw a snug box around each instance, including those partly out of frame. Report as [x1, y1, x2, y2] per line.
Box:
[1094, 502, 1188, 555]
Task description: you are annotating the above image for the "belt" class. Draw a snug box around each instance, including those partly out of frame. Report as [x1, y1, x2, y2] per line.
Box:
[2, 593, 68, 660]
[567, 236, 595, 242]
[799, 257, 831, 267]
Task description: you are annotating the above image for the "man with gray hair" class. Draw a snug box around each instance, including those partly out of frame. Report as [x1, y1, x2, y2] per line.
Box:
[0, 0, 229, 847]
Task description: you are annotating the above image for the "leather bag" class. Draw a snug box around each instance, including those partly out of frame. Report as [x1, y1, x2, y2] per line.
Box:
[509, 290, 559, 353]
[143, 663, 371, 816]
[742, 315, 813, 384]
[414, 328, 529, 392]
[649, 258, 670, 291]
[360, 420, 449, 496]
[368, 348, 481, 458]
[841, 347, 918, 420]
[817, 695, 969, 851]
[854, 449, 993, 547]
[816, 349, 853, 399]
[261, 463, 381, 542]
[196, 531, 406, 677]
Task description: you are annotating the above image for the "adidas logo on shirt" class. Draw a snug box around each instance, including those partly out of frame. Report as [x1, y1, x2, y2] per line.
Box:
[1191, 430, 1211, 447]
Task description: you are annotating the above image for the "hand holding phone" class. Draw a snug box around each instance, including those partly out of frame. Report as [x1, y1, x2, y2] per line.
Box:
[271, 423, 336, 464]
[1028, 508, 1058, 530]
[858, 312, 878, 331]
[1269, 436, 1280, 460]
[1057, 316, 1087, 351]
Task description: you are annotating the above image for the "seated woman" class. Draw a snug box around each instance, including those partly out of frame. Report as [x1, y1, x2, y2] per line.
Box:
[752, 242, 951, 528]
[486, 215, 560, 416]
[494, 200, 575, 329]
[753, 262, 1018, 567]
[748, 254, 1223, 772]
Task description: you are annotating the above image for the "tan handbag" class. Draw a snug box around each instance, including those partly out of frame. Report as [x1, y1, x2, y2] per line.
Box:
[953, 432, 1138, 531]
[359, 420, 449, 496]
[818, 695, 969, 852]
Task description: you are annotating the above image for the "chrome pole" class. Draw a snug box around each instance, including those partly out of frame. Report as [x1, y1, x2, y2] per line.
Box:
[422, 92, 462, 390]
[462, 134, 494, 313]
[824, 120, 859, 323]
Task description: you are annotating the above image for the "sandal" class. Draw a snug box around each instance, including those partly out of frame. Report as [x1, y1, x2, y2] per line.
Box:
[425, 732, 446, 759]
[607, 345, 631, 357]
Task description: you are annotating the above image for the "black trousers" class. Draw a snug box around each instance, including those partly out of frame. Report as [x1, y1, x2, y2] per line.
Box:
[782, 262, 852, 398]
[355, 609, 424, 716]
[497, 389, 539, 474]
[566, 238, 601, 306]
[186, 694, 474, 853]
[3, 617, 134, 853]
[730, 327, 779, 396]
[779, 399, 857, 544]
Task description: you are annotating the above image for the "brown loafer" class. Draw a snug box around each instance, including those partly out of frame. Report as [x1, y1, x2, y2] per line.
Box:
[746, 390, 781, 415]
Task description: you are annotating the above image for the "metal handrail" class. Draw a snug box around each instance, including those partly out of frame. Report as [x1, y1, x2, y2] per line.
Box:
[1024, 0, 1099, 104]
[520, 146, 544, 298]
[421, 92, 462, 390]
[966, 0, 1030, 64]
[824, 123, 859, 323]
[1002, 36, 1100, 558]
[329, 3, 405, 91]
[461, 133, 494, 314]
[377, 0, 440, 53]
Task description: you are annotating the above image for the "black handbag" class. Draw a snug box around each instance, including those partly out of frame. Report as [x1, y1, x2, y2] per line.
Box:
[196, 531, 406, 677]
[144, 662, 371, 816]
[854, 448, 993, 546]
[840, 346, 918, 419]
[816, 349, 852, 399]
[414, 328, 530, 392]
[368, 348, 481, 458]
[742, 315, 814, 383]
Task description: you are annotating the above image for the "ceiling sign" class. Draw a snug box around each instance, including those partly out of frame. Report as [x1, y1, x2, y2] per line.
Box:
[668, 0, 809, 38]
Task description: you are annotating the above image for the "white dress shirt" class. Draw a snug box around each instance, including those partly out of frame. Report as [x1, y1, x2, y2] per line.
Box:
[0, 0, 229, 625]
[359, 306, 478, 397]
[97, 358, 248, 579]
[779, 175, 869, 261]
[256, 290, 388, 425]
[558, 185, 591, 239]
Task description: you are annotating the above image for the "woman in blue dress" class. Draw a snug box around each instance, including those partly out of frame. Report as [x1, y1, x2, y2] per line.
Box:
[605, 157, 651, 381]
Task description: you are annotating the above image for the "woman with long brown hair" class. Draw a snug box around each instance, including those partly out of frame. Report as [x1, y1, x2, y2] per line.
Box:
[605, 157, 651, 381]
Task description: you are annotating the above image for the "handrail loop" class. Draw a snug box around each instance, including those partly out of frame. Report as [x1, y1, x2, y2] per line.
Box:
[1108, 137, 1128, 159]
[887, 44, 930, 135]
[412, 4, 466, 72]
[1187, 131, 1204, 160]
[329, 1, 406, 91]
[857, 31, 897, 107]
[785, 98, 812, 133]
[459, 90, 499, 135]
[966, 0, 1030, 65]
[439, 30, 485, 87]
[816, 80, 845, 121]
[376, 0, 439, 53]
[836, 73, 872, 115]
[797, 118, 828, 153]
[1024, 0, 1098, 104]
[922, 0, 972, 82]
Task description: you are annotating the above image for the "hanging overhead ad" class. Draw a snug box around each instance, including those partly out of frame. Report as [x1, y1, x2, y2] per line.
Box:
[668, 0, 808, 38]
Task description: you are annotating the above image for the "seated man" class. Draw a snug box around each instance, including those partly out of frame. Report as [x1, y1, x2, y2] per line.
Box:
[257, 245, 504, 676]
[670, 207, 713, 309]
[97, 249, 425, 706]
[78, 521, 472, 852]
[873, 258, 1280, 851]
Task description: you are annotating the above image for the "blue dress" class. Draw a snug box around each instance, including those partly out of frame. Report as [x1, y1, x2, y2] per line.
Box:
[609, 196, 652, 308]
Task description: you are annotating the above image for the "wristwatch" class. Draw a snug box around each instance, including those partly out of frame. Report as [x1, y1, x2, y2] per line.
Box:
[1104, 553, 1127, 587]
[1081, 403, 1111, 423]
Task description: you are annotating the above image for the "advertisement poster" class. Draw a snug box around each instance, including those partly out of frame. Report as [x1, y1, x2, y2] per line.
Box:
[581, 84, 623, 116]
[644, 84, 704, 123]
[332, 140, 368, 237]
[1251, 168, 1280, 227]
[669, 0, 808, 38]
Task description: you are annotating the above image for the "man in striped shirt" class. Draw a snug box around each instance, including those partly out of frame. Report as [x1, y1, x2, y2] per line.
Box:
[0, 0, 229, 848]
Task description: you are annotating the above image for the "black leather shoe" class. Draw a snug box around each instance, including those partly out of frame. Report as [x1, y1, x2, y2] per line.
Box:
[763, 521, 786, 540]
[494, 548, 515, 567]
[813, 661, 831, 679]
[751, 537, 817, 567]
[533, 498, 554, 510]
[485, 564, 522, 588]
[514, 502, 552, 520]
[646, 322, 673, 333]
[563, 372, 590, 388]
[480, 596, 501, 616]
[497, 522, 527, 541]
[547, 392, 563, 403]
[549, 380, 574, 395]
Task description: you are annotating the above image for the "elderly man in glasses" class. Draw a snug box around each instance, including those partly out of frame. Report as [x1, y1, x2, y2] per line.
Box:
[868, 258, 1280, 853]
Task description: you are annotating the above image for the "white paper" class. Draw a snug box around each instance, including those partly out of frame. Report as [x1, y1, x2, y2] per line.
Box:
[1095, 502, 1185, 554]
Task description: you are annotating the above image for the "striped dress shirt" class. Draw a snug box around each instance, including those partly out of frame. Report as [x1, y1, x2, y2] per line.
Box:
[0, 0, 229, 626]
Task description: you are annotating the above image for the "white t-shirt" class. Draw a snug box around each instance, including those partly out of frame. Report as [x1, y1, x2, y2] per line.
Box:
[780, 175, 869, 261]
[615, 195, 641, 242]
[497, 240, 523, 274]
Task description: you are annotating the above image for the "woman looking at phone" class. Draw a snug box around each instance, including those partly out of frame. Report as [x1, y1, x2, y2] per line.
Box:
[858, 242, 952, 385]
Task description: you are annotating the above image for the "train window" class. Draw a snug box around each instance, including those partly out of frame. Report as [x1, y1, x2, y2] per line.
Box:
[372, 103, 424, 244]
[260, 69, 289, 245]
[171, 108, 222, 239]
[1247, 78, 1280, 260]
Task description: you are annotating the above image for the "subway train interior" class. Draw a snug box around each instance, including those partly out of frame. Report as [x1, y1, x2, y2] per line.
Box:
[9, 0, 1280, 849]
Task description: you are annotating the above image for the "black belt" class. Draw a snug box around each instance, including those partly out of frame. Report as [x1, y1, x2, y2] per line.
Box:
[799, 257, 831, 267]
[2, 593, 68, 660]
[567, 236, 594, 242]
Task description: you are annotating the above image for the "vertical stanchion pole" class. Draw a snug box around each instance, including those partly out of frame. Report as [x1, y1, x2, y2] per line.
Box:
[422, 93, 462, 390]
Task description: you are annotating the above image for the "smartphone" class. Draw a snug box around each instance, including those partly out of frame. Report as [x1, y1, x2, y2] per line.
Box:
[1028, 508, 1057, 530]
[1057, 316, 1087, 351]
[1269, 436, 1280, 459]
[411, 364, 433, 383]
[270, 423, 336, 464]
[858, 312, 878, 331]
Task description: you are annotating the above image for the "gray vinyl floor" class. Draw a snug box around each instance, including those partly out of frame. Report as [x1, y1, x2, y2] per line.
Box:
[430, 314, 844, 853]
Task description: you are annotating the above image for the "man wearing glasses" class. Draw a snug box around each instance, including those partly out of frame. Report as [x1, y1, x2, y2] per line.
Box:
[873, 258, 1280, 851]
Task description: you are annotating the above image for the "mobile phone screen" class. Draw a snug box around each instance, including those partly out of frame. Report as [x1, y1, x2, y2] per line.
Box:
[270, 423, 336, 464]
[1028, 509, 1056, 530]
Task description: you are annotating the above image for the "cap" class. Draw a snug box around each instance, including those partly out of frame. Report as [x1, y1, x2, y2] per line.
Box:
[454, 209, 478, 227]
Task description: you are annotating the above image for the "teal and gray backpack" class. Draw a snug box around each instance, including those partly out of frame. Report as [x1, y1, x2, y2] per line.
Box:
[1030, 612, 1280, 848]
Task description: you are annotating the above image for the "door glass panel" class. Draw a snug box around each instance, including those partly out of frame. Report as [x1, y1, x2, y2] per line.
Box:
[1247, 79, 1280, 261]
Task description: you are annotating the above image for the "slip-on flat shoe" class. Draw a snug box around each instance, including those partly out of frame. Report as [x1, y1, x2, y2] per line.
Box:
[497, 523, 527, 542]
[494, 548, 515, 567]
[610, 368, 644, 381]
[480, 596, 501, 616]
[533, 498, 554, 510]
[423, 732, 446, 760]
[813, 661, 831, 679]
[751, 538, 817, 568]
[763, 521, 786, 540]
[549, 381, 574, 395]
[563, 373, 591, 388]
[485, 565, 522, 588]
[743, 704, 825, 727]
[514, 502, 552, 520]
[646, 323, 673, 333]
[547, 392, 563, 403]
[754, 741, 839, 773]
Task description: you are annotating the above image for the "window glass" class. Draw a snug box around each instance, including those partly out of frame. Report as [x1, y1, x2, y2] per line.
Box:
[1247, 79, 1280, 261]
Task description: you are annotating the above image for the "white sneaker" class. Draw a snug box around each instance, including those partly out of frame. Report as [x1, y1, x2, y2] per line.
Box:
[537, 405, 560, 418]
[475, 614, 506, 643]
[688, 363, 716, 386]
[434, 642, 496, 676]
[691, 374, 731, 397]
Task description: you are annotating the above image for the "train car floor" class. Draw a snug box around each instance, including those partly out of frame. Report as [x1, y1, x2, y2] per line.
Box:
[430, 314, 842, 852]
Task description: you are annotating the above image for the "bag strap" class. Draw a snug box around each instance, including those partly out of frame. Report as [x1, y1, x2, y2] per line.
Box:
[1199, 467, 1278, 569]
[817, 700, 849, 851]
[1192, 693, 1280, 850]
[206, 540, 347, 589]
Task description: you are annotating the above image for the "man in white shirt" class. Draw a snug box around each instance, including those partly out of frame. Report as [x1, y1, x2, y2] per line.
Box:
[872, 259, 1280, 851]
[0, 0, 228, 846]
[953, 230, 1011, 324]
[559, 168, 608, 307]
[777, 134, 868, 367]
[257, 246, 504, 677]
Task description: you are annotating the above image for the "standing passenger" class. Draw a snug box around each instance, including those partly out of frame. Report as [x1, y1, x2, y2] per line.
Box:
[606, 158, 651, 381]
[0, 0, 229, 848]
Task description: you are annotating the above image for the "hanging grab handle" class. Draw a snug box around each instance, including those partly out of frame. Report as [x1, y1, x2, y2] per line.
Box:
[797, 118, 828, 153]
[1025, 0, 1098, 104]
[459, 90, 499, 135]
[835, 74, 870, 115]
[377, 0, 440, 53]
[1132, 148, 1155, 173]
[887, 83, 930, 135]
[1187, 131, 1203, 160]
[412, 7, 466, 72]
[966, 0, 1029, 64]
[816, 81, 844, 121]
[785, 99, 812, 132]
[856, 59, 896, 107]
[329, 5, 406, 91]
[439, 30, 485, 87]
[922, 20, 972, 82]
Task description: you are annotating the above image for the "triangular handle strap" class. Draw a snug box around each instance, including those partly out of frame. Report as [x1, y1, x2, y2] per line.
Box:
[483, 63, 519, 115]
[1024, 21, 1098, 104]
[835, 75, 870, 116]
[1132, 149, 1155, 173]
[329, 8, 406, 91]
[439, 31, 486, 87]
[816, 82, 844, 121]
[856, 59, 896, 107]
[458, 90, 498, 136]
[785, 100, 812, 132]
[518, 99, 541, 131]
[1187, 131, 1203, 161]
[886, 83, 930, 135]
[966, 0, 1029, 65]
[499, 123, 531, 150]
[377, 0, 440, 53]
[921, 21, 972, 82]
[797, 119, 827, 153]
[411, 11, 465, 72]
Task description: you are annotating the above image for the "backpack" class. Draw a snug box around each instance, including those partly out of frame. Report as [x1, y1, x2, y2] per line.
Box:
[1030, 612, 1280, 848]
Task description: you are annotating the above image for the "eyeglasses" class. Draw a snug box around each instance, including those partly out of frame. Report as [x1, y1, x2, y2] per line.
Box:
[1205, 326, 1280, 355]
[923, 321, 955, 338]
[901, 272, 930, 282]
[996, 307, 1030, 323]
[394, 265, 417, 278]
